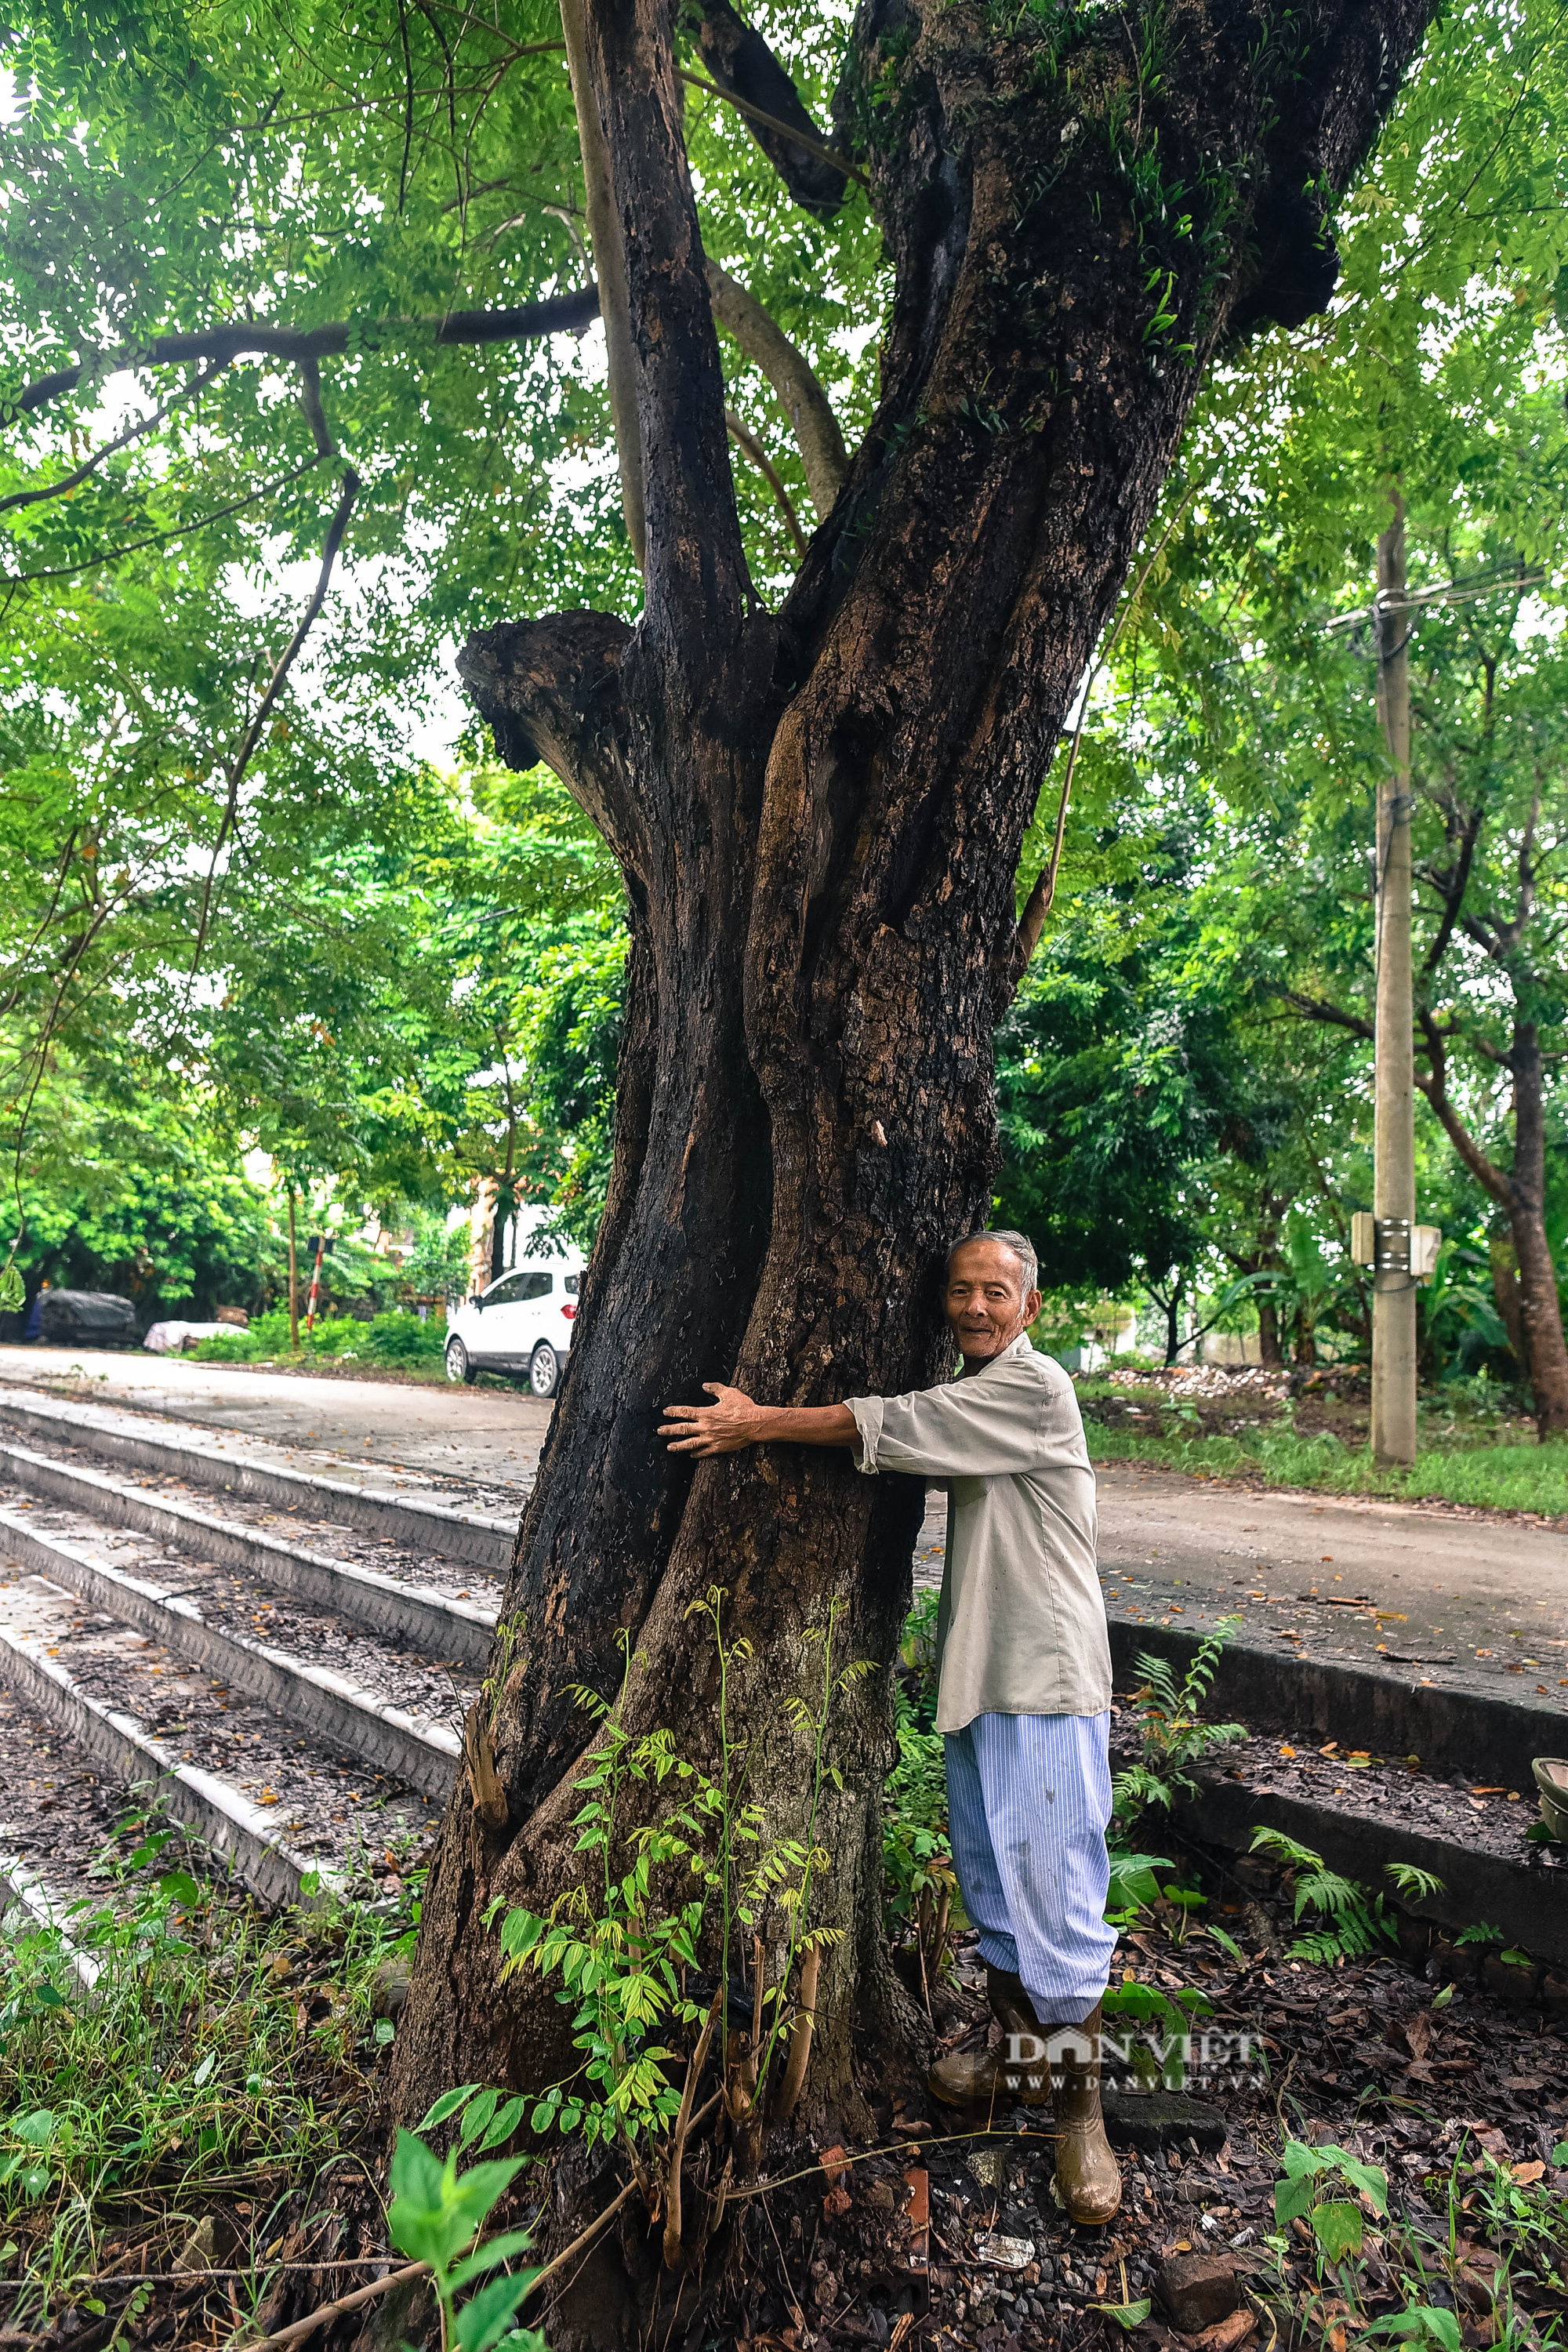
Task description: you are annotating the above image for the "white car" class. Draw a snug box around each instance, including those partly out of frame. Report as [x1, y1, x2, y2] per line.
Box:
[445, 1252, 586, 1396]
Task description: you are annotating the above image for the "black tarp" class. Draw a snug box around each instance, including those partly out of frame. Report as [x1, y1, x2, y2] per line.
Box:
[38, 1289, 136, 1341]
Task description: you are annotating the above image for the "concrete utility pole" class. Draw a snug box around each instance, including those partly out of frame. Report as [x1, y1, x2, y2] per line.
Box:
[1371, 495, 1417, 1467]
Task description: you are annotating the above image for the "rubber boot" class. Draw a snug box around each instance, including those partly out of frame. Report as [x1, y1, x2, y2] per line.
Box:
[927, 1966, 1051, 2109]
[1047, 2000, 1122, 2224]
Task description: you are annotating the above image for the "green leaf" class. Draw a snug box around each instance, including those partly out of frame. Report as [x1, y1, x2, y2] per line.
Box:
[459, 2089, 501, 2148]
[453, 2270, 539, 2352]
[1365, 2308, 1465, 2352]
[1310, 2201, 1364, 2263]
[158, 1870, 202, 1907]
[10, 2111, 56, 2148]
[415, 2085, 481, 2134]
[1094, 2300, 1153, 2330]
[388, 2128, 445, 2212]
[1274, 2173, 1318, 2226]
[192, 2052, 216, 2089]
[447, 2235, 539, 2290]
[477, 2096, 528, 2153]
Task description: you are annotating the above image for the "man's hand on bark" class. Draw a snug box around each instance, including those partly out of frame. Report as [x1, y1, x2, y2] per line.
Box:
[659, 1382, 764, 1454]
[659, 1388, 858, 1455]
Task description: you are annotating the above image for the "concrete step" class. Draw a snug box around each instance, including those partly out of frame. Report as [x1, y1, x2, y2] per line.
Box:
[0, 1438, 499, 1668]
[0, 1386, 515, 1572]
[1174, 1768, 1568, 1971]
[0, 1501, 466, 1802]
[0, 1577, 359, 1907]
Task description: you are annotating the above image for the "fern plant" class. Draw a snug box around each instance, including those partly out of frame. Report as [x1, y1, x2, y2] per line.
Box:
[1250, 1831, 1446, 1963]
[1112, 1616, 1246, 1819]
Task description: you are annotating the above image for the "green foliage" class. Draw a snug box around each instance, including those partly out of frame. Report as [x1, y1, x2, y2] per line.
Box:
[1385, 1861, 1444, 1904]
[492, 1592, 855, 2151]
[0, 0, 878, 1287]
[7, 1086, 274, 1319]
[1001, 0, 1568, 1387]
[387, 2129, 544, 2352]
[0, 1805, 419, 2328]
[883, 1676, 961, 1991]
[1272, 2138, 1388, 2263]
[189, 1305, 449, 1370]
[1263, 2129, 1568, 2352]
[1085, 1419, 1568, 1516]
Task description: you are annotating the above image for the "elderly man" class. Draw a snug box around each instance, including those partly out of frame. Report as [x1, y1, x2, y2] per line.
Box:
[659, 1229, 1120, 2224]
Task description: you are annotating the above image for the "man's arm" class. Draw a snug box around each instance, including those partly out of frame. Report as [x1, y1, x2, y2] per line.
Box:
[659, 1383, 856, 1457]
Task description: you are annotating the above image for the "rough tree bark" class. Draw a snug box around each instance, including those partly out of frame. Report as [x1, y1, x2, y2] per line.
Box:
[390, 0, 1440, 2307]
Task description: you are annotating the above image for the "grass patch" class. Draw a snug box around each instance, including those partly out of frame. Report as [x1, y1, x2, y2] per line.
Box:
[1087, 1422, 1568, 1515]
[0, 1813, 415, 2332]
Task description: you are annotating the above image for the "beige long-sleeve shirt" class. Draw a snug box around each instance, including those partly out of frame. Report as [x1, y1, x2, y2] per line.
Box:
[846, 1334, 1110, 1733]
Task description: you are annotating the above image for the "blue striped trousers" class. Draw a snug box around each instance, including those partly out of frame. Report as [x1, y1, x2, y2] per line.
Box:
[944, 1711, 1116, 2026]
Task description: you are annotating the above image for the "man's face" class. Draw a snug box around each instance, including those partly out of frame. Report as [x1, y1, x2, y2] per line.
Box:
[945, 1240, 1041, 1363]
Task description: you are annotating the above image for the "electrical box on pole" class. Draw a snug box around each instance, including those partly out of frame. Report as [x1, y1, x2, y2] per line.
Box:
[1371, 497, 1419, 1467]
[1351, 1215, 1439, 1279]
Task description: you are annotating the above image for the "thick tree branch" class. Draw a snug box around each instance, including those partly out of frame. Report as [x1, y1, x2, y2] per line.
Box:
[1277, 988, 1375, 1042]
[1419, 796, 1483, 976]
[704, 260, 848, 522]
[726, 409, 808, 557]
[560, 0, 644, 572]
[590, 0, 749, 652]
[691, 0, 850, 216]
[3, 289, 601, 426]
[0, 360, 229, 516]
[457, 610, 641, 873]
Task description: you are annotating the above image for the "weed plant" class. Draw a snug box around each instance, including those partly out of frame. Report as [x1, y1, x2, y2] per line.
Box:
[0, 1814, 415, 2332]
[492, 1590, 862, 2174]
[884, 1592, 962, 1996]
[1261, 2126, 1568, 2352]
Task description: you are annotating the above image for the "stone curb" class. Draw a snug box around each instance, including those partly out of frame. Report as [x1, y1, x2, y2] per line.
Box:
[1109, 1614, 1566, 1796]
[1172, 1773, 1568, 1970]
[0, 1620, 332, 1907]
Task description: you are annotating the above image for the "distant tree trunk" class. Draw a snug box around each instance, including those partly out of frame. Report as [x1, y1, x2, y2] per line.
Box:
[1292, 1305, 1318, 1367]
[1257, 1296, 1283, 1367]
[1421, 1018, 1568, 1436]
[1143, 1269, 1189, 1366]
[390, 0, 1443, 2292]
[1490, 1232, 1527, 1377]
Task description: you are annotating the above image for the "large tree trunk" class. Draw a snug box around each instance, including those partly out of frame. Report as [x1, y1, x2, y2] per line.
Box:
[390, 0, 1439, 2308]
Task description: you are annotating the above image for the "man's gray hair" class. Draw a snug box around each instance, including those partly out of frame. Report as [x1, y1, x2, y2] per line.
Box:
[948, 1228, 1039, 1296]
